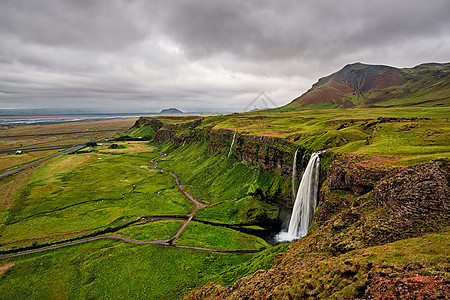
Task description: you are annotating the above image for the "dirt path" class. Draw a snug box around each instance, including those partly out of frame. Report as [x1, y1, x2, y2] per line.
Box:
[0, 234, 264, 260]
[0, 145, 266, 260]
[148, 146, 206, 244]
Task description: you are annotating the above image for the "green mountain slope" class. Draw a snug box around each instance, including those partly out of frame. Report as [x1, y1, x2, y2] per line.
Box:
[283, 62, 450, 110]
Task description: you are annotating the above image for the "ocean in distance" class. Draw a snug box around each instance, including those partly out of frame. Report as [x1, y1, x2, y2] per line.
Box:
[0, 114, 175, 126]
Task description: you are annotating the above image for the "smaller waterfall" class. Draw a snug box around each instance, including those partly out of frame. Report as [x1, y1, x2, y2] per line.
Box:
[228, 132, 237, 157]
[292, 149, 298, 201]
[277, 151, 321, 242]
[300, 152, 306, 172]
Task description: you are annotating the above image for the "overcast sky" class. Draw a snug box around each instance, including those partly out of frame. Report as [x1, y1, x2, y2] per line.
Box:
[1, 0, 449, 113]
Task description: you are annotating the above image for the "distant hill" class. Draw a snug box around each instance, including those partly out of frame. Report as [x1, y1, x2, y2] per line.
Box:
[283, 62, 450, 110]
[160, 108, 183, 114]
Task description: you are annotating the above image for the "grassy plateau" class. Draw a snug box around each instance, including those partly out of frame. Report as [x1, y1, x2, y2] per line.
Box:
[0, 103, 448, 299]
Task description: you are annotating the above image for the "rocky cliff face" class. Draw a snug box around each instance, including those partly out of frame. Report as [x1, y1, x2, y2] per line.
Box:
[209, 129, 297, 178]
[320, 158, 449, 249]
[186, 155, 449, 299]
[140, 117, 301, 180]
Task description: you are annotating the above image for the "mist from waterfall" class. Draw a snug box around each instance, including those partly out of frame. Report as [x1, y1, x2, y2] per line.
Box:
[228, 132, 237, 157]
[277, 151, 321, 242]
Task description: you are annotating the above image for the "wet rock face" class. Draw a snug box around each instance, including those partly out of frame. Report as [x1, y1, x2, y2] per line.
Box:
[373, 162, 449, 222]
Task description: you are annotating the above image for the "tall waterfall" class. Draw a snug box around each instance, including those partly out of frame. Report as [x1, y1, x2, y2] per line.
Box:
[277, 151, 321, 242]
[292, 149, 298, 201]
[228, 132, 237, 157]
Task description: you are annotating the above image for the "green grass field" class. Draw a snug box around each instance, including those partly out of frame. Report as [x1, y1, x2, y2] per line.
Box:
[193, 107, 450, 165]
[0, 143, 198, 250]
[0, 239, 261, 299]
[0, 105, 448, 299]
[175, 221, 269, 251]
[0, 138, 279, 299]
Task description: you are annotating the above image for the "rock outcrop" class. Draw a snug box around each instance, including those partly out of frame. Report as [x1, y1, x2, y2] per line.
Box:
[186, 155, 449, 299]
[137, 116, 301, 180]
[327, 155, 391, 195]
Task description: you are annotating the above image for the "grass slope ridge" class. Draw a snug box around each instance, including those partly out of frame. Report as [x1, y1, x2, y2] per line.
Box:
[283, 62, 450, 109]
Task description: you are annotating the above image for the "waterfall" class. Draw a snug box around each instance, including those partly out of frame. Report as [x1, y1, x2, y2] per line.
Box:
[292, 149, 298, 201]
[277, 151, 321, 242]
[300, 152, 306, 173]
[227, 132, 237, 157]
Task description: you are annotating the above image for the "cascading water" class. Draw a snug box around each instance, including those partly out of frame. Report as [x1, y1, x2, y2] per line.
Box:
[277, 151, 322, 242]
[228, 132, 237, 157]
[300, 152, 306, 173]
[292, 149, 298, 201]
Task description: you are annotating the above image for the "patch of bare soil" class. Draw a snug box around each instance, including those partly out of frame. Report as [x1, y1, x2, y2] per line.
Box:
[361, 271, 449, 300]
[0, 262, 15, 276]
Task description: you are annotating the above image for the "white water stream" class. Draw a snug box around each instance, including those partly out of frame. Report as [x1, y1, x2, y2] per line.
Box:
[277, 151, 321, 242]
[292, 149, 298, 201]
[228, 132, 237, 157]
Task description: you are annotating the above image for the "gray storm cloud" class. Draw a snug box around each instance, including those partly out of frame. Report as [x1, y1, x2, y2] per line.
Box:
[0, 0, 449, 112]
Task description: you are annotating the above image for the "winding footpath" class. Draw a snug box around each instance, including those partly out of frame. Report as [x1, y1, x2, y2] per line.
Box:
[0, 145, 265, 260]
[148, 146, 206, 245]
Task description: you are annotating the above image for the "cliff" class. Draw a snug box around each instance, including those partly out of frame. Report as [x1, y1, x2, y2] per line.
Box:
[145, 117, 304, 180]
[130, 115, 449, 299]
[187, 156, 449, 299]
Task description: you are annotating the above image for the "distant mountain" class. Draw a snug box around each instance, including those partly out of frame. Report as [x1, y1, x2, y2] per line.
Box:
[284, 62, 450, 109]
[160, 108, 183, 114]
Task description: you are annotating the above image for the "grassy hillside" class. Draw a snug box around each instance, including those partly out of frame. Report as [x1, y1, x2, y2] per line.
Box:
[281, 62, 450, 110]
[0, 140, 278, 299]
[158, 141, 285, 225]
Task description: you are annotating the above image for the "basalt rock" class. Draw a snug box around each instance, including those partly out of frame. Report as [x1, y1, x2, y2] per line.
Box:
[207, 128, 297, 177]
[373, 161, 448, 218]
[320, 157, 449, 248]
[187, 156, 449, 299]
[327, 155, 391, 195]
[371, 161, 449, 241]
[141, 116, 300, 179]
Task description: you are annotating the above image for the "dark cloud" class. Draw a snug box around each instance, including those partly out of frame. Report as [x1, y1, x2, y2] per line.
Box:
[161, 0, 450, 62]
[0, 0, 149, 51]
[0, 0, 449, 112]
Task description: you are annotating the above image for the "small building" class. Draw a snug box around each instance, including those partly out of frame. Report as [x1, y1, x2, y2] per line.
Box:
[15, 150, 22, 155]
